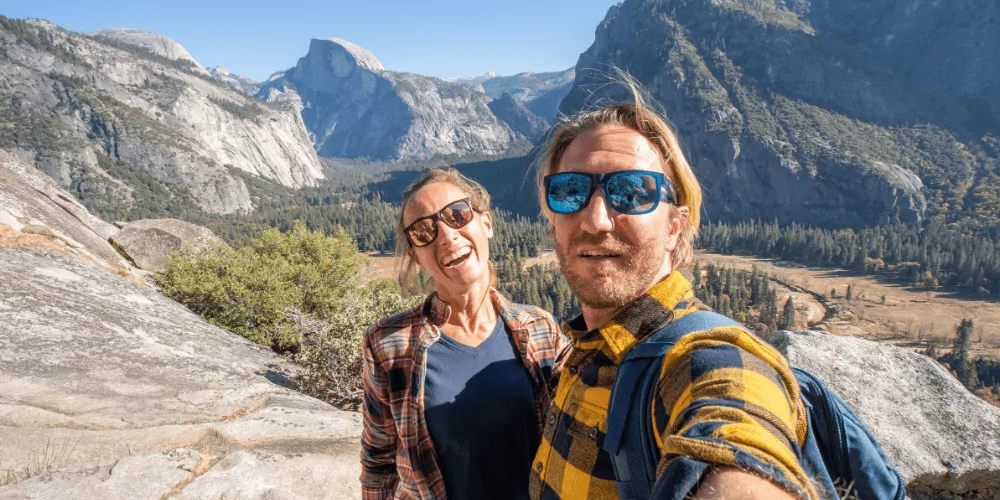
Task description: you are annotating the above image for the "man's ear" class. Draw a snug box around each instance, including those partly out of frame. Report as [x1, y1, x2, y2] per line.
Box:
[482, 211, 494, 239]
[665, 205, 689, 251]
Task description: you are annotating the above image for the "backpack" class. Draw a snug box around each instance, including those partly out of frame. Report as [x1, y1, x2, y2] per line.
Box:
[601, 310, 905, 500]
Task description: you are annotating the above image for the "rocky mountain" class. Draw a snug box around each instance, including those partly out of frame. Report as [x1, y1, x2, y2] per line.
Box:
[559, 0, 1000, 229]
[451, 70, 498, 89]
[256, 38, 543, 162]
[208, 66, 261, 95]
[480, 68, 575, 123]
[0, 16, 324, 218]
[88, 28, 210, 77]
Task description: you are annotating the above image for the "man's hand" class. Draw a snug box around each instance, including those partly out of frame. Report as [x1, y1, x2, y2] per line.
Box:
[690, 469, 798, 500]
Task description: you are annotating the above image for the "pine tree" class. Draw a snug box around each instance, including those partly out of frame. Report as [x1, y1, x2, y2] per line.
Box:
[846, 284, 854, 301]
[954, 319, 975, 389]
[692, 260, 702, 289]
[779, 297, 796, 330]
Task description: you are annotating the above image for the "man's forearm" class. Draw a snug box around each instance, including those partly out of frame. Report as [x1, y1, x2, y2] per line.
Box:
[690, 469, 798, 500]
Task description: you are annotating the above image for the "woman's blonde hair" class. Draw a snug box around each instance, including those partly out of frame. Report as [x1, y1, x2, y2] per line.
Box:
[395, 168, 498, 295]
[535, 75, 702, 269]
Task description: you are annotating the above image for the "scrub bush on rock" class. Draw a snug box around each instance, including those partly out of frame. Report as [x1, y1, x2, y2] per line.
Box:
[159, 221, 416, 407]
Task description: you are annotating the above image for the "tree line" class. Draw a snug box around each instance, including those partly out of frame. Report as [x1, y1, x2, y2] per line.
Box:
[700, 219, 1000, 299]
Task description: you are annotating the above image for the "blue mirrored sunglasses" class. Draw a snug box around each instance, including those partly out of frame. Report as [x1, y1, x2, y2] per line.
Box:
[543, 170, 676, 215]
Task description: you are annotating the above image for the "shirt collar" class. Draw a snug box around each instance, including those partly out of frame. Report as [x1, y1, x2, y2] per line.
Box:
[425, 288, 527, 332]
[565, 271, 695, 363]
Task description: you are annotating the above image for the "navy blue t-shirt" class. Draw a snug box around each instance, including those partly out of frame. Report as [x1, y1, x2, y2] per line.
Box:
[424, 319, 539, 500]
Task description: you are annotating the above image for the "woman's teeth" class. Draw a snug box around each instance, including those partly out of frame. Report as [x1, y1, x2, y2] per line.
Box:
[443, 248, 472, 267]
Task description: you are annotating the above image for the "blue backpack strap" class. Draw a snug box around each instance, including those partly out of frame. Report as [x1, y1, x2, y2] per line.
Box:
[604, 310, 740, 499]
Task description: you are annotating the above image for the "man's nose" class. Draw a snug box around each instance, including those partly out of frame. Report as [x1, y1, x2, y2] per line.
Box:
[579, 189, 614, 234]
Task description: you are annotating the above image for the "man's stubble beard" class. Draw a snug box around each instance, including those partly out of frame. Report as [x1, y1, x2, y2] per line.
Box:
[556, 232, 667, 310]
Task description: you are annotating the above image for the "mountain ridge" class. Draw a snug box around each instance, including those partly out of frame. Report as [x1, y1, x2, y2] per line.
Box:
[556, 0, 1000, 230]
[0, 16, 324, 217]
[257, 37, 544, 162]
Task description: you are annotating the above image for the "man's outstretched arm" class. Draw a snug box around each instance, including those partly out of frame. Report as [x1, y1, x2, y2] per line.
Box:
[651, 325, 817, 500]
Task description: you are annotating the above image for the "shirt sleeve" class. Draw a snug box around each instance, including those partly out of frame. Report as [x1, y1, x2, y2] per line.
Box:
[549, 317, 572, 390]
[360, 327, 399, 500]
[650, 326, 818, 500]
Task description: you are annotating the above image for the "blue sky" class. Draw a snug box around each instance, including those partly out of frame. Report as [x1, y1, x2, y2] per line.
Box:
[1, 0, 618, 81]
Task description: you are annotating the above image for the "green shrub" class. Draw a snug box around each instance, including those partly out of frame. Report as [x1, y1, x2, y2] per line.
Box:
[291, 280, 418, 408]
[159, 221, 418, 407]
[159, 220, 370, 350]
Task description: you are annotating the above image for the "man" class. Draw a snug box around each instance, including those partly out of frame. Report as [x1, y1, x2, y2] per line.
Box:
[529, 86, 818, 500]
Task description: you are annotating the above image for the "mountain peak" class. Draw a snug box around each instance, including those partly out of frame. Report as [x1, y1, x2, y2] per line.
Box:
[87, 28, 204, 72]
[315, 38, 385, 73]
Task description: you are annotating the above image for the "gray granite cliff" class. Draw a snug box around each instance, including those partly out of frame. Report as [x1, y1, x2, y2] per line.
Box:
[557, 0, 1000, 227]
[0, 18, 323, 215]
[257, 38, 542, 162]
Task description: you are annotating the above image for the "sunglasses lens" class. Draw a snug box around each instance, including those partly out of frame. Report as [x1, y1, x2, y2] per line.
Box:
[407, 218, 437, 247]
[605, 172, 660, 214]
[441, 201, 475, 229]
[546, 174, 592, 214]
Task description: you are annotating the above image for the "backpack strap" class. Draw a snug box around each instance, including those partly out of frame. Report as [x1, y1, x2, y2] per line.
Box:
[604, 310, 741, 499]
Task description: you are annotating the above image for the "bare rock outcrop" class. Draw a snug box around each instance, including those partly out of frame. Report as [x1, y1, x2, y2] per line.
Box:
[110, 218, 227, 273]
[0, 149, 128, 269]
[480, 68, 576, 123]
[0, 18, 324, 216]
[765, 330, 1000, 498]
[207, 66, 261, 96]
[0, 248, 362, 499]
[256, 38, 539, 162]
[86, 28, 210, 76]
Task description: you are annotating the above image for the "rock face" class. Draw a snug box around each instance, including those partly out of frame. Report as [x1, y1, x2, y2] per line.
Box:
[208, 66, 261, 95]
[257, 38, 541, 162]
[558, 0, 1000, 228]
[0, 248, 362, 499]
[487, 93, 550, 143]
[0, 17, 324, 216]
[480, 68, 576, 123]
[766, 330, 1000, 498]
[0, 149, 128, 269]
[87, 28, 210, 76]
[110, 218, 227, 273]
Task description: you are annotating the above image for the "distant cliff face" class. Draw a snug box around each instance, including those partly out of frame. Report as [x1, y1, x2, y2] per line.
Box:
[480, 68, 575, 123]
[0, 18, 323, 216]
[560, 0, 1000, 228]
[88, 28, 211, 76]
[208, 66, 261, 96]
[257, 38, 542, 162]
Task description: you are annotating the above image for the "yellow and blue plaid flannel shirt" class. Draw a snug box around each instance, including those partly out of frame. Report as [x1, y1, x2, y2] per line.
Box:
[529, 271, 818, 499]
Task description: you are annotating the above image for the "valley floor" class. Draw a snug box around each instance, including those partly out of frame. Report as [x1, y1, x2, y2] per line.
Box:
[370, 249, 1000, 362]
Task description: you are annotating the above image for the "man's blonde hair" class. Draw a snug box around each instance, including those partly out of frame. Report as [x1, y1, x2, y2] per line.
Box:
[535, 78, 702, 268]
[395, 168, 498, 295]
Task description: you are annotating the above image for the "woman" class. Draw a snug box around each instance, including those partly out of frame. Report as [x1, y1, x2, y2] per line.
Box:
[360, 168, 567, 500]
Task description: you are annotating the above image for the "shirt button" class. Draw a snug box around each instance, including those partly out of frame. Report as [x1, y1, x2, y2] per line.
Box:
[568, 366, 578, 375]
[535, 462, 543, 473]
[589, 427, 598, 438]
[547, 413, 556, 425]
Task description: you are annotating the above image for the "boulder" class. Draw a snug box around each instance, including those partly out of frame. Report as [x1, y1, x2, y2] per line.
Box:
[766, 330, 1000, 498]
[0, 248, 362, 499]
[110, 218, 227, 273]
